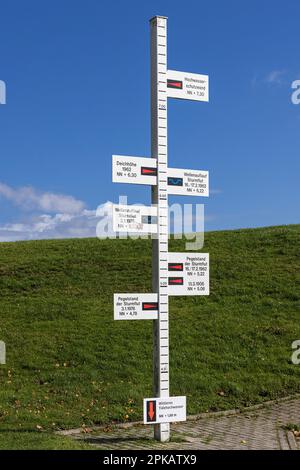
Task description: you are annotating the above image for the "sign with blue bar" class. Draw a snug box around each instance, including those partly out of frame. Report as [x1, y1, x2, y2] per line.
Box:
[167, 168, 209, 197]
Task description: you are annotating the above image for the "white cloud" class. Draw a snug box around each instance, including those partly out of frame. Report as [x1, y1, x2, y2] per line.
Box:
[0, 182, 85, 214]
[0, 182, 115, 242]
[0, 203, 113, 242]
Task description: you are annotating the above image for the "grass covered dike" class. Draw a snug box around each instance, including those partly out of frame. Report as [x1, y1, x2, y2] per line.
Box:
[0, 224, 299, 448]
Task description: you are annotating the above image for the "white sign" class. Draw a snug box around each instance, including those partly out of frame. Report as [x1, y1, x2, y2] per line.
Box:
[113, 204, 157, 233]
[112, 156, 208, 197]
[144, 396, 186, 424]
[168, 168, 209, 197]
[112, 155, 157, 186]
[167, 70, 209, 102]
[168, 252, 209, 296]
[114, 293, 158, 320]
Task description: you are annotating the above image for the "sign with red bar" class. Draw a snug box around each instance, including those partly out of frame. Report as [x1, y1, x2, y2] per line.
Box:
[143, 396, 186, 424]
[167, 70, 209, 102]
[168, 253, 209, 296]
[112, 155, 157, 186]
[114, 293, 158, 320]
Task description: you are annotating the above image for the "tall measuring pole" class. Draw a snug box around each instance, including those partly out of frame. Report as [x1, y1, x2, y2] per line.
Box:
[150, 15, 170, 442]
[113, 15, 209, 444]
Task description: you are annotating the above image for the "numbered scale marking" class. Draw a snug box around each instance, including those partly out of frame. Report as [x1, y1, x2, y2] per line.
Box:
[111, 16, 210, 443]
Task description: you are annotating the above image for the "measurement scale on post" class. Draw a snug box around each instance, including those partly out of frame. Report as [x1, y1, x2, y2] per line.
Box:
[111, 16, 210, 442]
[150, 15, 170, 442]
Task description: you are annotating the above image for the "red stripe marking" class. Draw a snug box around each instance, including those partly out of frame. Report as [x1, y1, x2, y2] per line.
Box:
[141, 167, 157, 176]
[169, 277, 184, 285]
[143, 303, 158, 310]
[168, 263, 183, 271]
[167, 79, 183, 89]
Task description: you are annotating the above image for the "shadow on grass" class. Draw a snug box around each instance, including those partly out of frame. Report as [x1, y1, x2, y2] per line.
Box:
[0, 429, 39, 433]
[83, 436, 151, 444]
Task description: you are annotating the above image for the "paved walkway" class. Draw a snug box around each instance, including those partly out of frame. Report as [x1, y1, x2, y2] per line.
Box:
[59, 396, 300, 450]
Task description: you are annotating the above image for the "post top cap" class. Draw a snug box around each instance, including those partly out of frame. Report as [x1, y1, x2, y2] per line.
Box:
[150, 16, 168, 22]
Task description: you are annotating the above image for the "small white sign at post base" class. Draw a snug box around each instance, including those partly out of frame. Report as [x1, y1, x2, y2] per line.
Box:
[113, 204, 157, 234]
[114, 294, 158, 320]
[167, 70, 209, 102]
[168, 253, 209, 296]
[144, 396, 186, 424]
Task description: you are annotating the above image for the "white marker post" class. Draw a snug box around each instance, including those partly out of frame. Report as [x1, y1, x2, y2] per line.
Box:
[150, 16, 170, 442]
[112, 16, 210, 443]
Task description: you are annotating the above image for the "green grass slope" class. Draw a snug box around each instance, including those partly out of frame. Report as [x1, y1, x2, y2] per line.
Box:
[0, 225, 299, 448]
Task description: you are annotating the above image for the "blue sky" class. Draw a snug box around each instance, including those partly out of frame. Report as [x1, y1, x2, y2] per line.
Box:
[0, 0, 299, 241]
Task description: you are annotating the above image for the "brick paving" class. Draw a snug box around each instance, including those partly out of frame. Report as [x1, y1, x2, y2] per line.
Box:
[59, 396, 300, 450]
